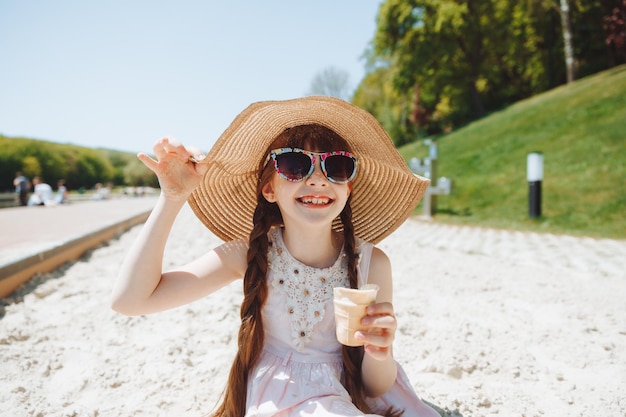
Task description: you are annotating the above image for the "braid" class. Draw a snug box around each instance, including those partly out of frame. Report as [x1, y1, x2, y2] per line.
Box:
[340, 198, 403, 417]
[339, 198, 372, 412]
[213, 195, 279, 417]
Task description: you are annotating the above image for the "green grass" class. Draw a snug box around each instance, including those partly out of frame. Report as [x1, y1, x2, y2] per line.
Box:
[399, 65, 626, 240]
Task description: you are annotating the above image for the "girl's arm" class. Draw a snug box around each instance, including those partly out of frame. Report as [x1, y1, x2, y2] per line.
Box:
[357, 247, 399, 397]
[110, 137, 248, 316]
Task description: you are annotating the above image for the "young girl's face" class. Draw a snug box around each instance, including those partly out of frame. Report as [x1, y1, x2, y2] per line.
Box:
[262, 147, 353, 230]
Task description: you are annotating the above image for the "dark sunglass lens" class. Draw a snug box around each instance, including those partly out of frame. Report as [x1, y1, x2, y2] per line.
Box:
[325, 155, 355, 182]
[276, 152, 312, 181]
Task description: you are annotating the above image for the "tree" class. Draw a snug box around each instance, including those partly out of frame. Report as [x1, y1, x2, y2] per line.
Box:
[308, 67, 352, 100]
[352, 64, 419, 145]
[0, 136, 123, 192]
[541, 0, 622, 78]
[124, 157, 157, 187]
[559, 0, 577, 82]
[373, 0, 550, 133]
[22, 156, 41, 179]
[604, 0, 626, 66]
[366, 0, 618, 137]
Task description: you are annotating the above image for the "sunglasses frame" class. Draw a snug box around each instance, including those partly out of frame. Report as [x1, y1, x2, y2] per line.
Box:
[268, 147, 357, 184]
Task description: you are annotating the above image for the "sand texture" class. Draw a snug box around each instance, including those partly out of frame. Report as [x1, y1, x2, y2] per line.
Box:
[1, 204, 625, 417]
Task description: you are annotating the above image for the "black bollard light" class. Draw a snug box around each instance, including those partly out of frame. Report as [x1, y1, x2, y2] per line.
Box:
[527, 152, 543, 218]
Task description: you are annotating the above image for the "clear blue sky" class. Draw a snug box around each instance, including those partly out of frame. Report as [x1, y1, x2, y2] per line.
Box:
[0, 0, 382, 153]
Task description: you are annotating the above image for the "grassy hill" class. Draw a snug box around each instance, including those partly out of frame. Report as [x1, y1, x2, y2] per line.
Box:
[399, 65, 626, 240]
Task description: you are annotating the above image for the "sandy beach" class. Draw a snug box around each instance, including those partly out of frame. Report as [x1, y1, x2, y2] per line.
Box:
[1, 204, 625, 417]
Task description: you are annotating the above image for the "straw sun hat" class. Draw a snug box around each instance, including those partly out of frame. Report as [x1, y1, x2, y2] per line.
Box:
[188, 96, 430, 244]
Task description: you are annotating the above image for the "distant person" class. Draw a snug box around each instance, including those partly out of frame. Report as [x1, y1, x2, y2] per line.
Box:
[55, 179, 69, 204]
[92, 183, 110, 201]
[28, 177, 54, 206]
[13, 171, 30, 206]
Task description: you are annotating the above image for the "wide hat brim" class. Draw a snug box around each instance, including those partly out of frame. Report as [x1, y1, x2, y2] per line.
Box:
[188, 96, 430, 244]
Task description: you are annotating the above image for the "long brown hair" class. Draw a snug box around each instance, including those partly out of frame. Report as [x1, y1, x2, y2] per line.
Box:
[212, 124, 400, 417]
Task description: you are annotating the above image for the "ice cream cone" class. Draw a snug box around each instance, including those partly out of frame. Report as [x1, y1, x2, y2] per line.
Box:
[333, 284, 379, 346]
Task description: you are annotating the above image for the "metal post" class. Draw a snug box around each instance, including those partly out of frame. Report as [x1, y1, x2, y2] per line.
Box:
[527, 152, 543, 218]
[409, 140, 450, 219]
[425, 140, 438, 216]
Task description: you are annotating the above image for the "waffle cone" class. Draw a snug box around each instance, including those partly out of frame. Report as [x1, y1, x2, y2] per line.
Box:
[333, 284, 379, 347]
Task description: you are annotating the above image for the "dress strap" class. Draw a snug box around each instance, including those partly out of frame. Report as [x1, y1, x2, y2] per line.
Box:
[357, 240, 374, 288]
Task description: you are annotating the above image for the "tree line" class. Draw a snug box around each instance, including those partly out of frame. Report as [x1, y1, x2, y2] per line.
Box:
[0, 136, 156, 193]
[349, 0, 625, 146]
[5, 0, 624, 191]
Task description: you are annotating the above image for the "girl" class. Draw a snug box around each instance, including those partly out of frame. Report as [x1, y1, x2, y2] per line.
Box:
[111, 96, 439, 417]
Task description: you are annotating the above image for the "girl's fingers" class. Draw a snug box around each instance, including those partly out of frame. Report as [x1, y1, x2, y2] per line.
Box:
[162, 137, 188, 156]
[357, 330, 393, 360]
[186, 146, 204, 160]
[361, 313, 396, 329]
[358, 301, 397, 355]
[366, 302, 394, 317]
[363, 343, 391, 360]
[137, 152, 159, 173]
[153, 137, 191, 161]
[152, 137, 171, 158]
[356, 330, 390, 347]
[362, 302, 397, 332]
[162, 136, 181, 148]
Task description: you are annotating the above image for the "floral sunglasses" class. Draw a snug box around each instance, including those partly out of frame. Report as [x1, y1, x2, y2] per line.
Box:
[267, 147, 357, 184]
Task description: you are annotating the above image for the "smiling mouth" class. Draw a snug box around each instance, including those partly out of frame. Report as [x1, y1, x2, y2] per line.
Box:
[297, 196, 333, 206]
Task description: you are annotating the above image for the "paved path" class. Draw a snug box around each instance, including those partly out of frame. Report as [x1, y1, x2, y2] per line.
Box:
[0, 197, 157, 297]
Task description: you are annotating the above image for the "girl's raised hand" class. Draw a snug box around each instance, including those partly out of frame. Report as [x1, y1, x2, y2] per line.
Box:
[137, 137, 209, 201]
[356, 302, 397, 361]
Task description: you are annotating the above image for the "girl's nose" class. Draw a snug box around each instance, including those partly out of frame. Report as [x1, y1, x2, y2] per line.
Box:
[306, 159, 328, 185]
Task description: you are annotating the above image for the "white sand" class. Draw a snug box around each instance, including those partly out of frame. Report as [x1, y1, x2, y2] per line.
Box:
[1, 204, 624, 417]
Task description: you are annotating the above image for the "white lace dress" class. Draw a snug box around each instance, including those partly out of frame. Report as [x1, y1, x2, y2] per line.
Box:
[245, 227, 439, 417]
